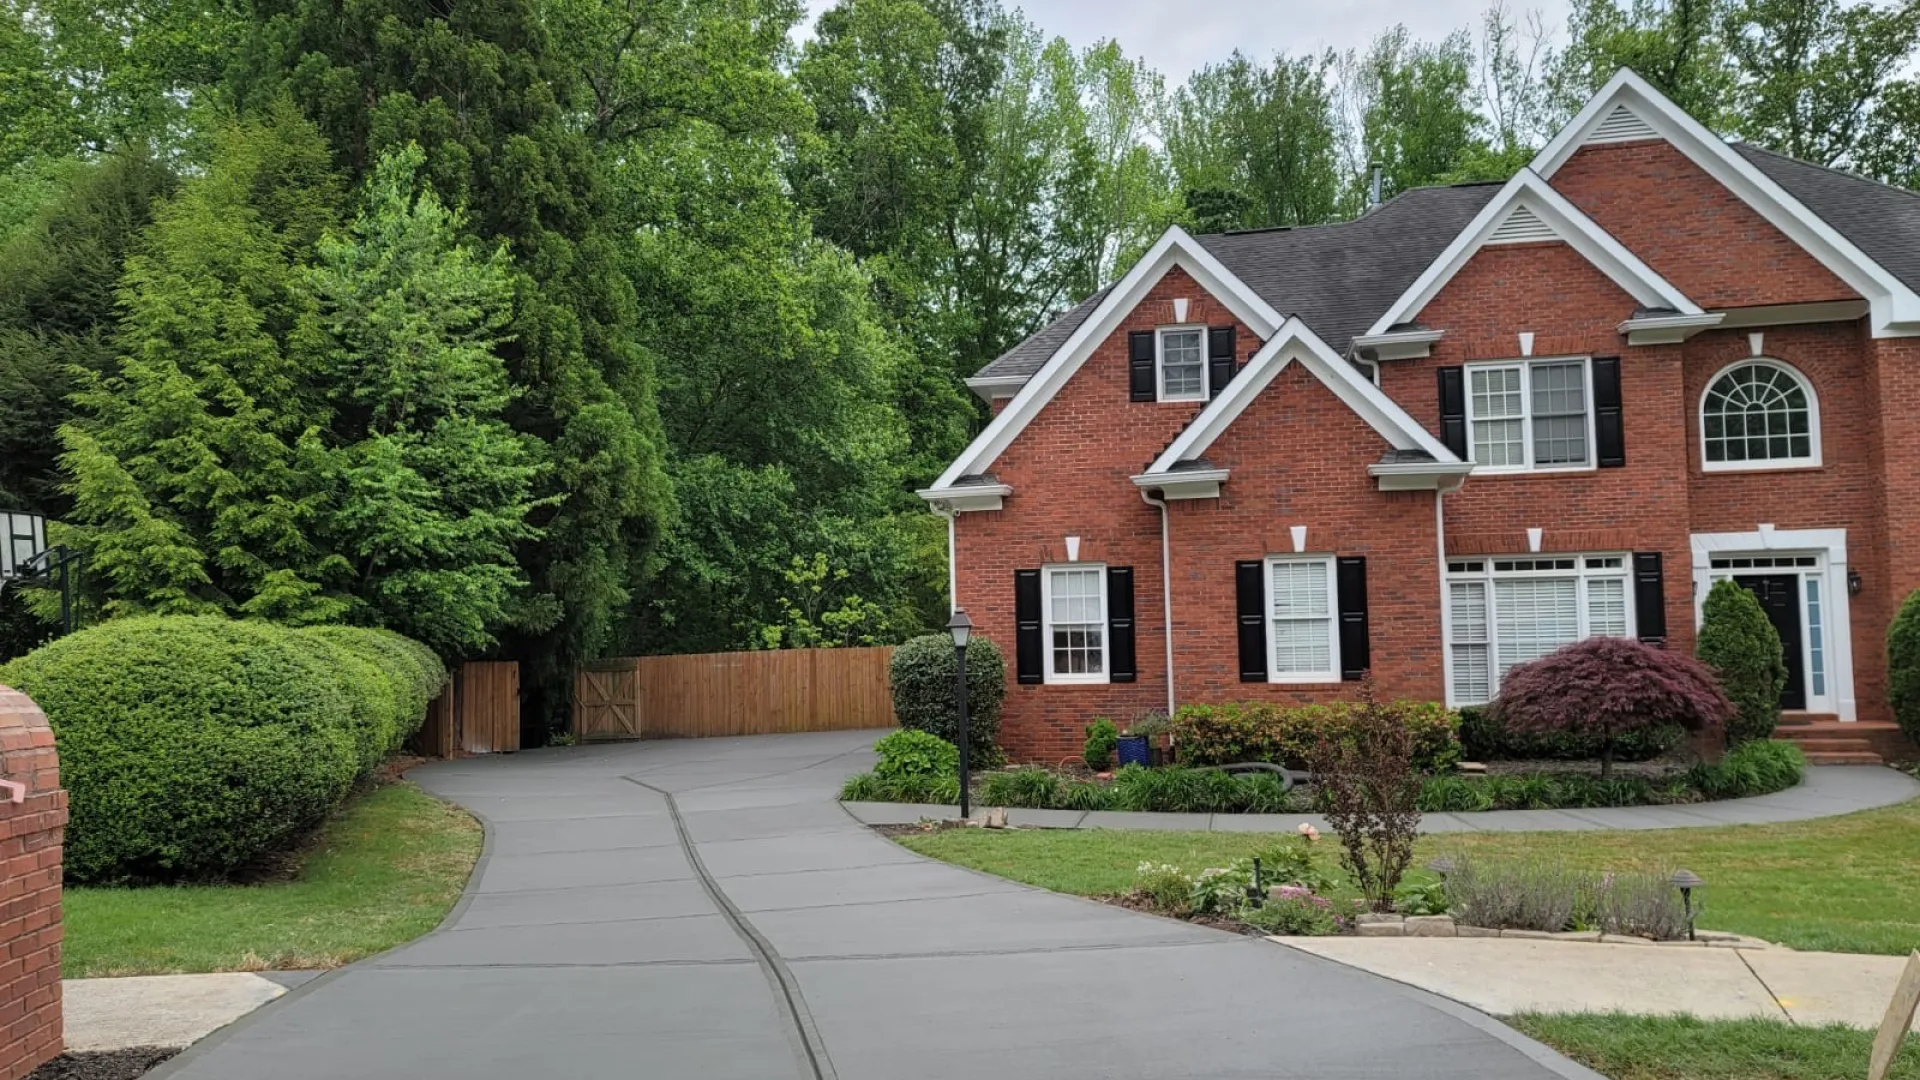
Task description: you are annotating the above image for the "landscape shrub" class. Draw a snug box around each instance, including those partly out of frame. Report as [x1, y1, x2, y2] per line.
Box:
[1083, 717, 1118, 770]
[1443, 855, 1587, 932]
[1131, 863, 1193, 915]
[1239, 887, 1342, 935]
[888, 633, 1005, 761]
[1309, 677, 1423, 912]
[1888, 589, 1920, 749]
[978, 766, 1060, 808]
[0, 616, 446, 884]
[1687, 739, 1805, 800]
[1591, 869, 1692, 940]
[872, 728, 959, 782]
[1696, 580, 1787, 744]
[1456, 706, 1686, 763]
[1172, 699, 1461, 773]
[1493, 637, 1734, 777]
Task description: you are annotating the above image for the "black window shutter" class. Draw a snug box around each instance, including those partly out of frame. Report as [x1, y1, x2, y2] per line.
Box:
[1594, 356, 1625, 468]
[1236, 560, 1268, 682]
[1129, 330, 1156, 402]
[1336, 557, 1370, 681]
[1107, 566, 1136, 683]
[1208, 326, 1236, 399]
[1015, 569, 1044, 683]
[1633, 552, 1666, 648]
[1437, 366, 1468, 459]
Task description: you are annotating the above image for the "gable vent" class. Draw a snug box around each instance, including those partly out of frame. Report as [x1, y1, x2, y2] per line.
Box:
[1487, 204, 1557, 245]
[1585, 103, 1658, 144]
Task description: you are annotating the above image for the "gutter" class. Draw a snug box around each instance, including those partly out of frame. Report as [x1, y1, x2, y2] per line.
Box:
[1139, 487, 1176, 716]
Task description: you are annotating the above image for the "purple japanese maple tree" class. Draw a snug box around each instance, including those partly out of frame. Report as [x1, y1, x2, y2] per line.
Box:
[1492, 637, 1734, 777]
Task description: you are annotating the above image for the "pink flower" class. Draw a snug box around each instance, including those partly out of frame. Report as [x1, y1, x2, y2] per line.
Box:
[1297, 823, 1320, 841]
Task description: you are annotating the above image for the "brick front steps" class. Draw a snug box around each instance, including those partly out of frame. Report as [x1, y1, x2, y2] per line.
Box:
[1774, 715, 1910, 766]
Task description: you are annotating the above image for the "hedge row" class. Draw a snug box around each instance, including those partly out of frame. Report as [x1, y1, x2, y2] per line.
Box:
[1170, 700, 1462, 774]
[1457, 706, 1688, 763]
[0, 616, 446, 884]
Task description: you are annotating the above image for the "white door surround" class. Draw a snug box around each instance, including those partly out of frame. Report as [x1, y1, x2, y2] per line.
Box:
[1689, 528, 1855, 721]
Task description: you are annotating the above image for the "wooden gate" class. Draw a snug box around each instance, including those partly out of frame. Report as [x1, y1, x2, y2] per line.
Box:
[573, 647, 897, 741]
[410, 660, 521, 756]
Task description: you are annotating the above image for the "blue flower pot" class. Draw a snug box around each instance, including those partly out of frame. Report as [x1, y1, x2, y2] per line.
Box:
[1116, 735, 1150, 768]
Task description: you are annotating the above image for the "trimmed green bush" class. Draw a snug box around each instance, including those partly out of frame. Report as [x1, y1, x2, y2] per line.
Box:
[1171, 700, 1461, 773]
[0, 616, 446, 884]
[1083, 717, 1118, 771]
[1457, 706, 1687, 763]
[1697, 580, 1787, 744]
[1688, 739, 1805, 800]
[872, 728, 958, 782]
[888, 633, 1005, 760]
[1888, 589, 1920, 749]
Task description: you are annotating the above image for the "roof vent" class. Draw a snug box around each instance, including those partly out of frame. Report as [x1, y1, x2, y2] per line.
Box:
[1487, 204, 1557, 245]
[1586, 103, 1658, 144]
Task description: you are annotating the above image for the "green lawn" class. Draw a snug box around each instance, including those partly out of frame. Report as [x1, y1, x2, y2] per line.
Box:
[897, 798, 1920, 955]
[63, 781, 482, 977]
[1509, 1014, 1920, 1080]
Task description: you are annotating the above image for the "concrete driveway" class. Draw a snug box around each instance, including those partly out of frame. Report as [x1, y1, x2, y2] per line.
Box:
[152, 730, 1599, 1080]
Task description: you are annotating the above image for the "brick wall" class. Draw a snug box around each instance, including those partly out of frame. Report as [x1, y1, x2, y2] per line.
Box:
[0, 686, 63, 1080]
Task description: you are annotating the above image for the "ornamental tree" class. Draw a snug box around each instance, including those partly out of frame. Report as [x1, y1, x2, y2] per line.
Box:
[1696, 579, 1787, 744]
[1491, 637, 1735, 777]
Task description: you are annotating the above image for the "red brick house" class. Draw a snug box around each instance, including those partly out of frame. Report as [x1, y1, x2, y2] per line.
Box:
[919, 70, 1920, 763]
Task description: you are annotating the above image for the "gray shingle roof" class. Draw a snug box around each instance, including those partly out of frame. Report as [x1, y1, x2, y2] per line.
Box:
[970, 182, 1502, 384]
[1734, 143, 1920, 296]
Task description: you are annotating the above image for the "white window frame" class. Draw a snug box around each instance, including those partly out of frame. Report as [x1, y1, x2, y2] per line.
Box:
[1265, 555, 1341, 684]
[1698, 358, 1822, 473]
[1041, 563, 1108, 685]
[1464, 356, 1597, 474]
[1156, 325, 1209, 402]
[1690, 528, 1854, 720]
[1443, 553, 1636, 706]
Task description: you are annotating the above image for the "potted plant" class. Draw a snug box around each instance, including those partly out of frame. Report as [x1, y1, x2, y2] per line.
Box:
[1122, 711, 1171, 767]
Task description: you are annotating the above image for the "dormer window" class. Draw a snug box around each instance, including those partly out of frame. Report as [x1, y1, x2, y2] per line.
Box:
[1157, 327, 1207, 401]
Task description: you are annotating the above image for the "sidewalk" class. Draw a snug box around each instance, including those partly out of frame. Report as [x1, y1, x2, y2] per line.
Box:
[63, 972, 319, 1052]
[843, 764, 1920, 833]
[1274, 937, 1920, 1030]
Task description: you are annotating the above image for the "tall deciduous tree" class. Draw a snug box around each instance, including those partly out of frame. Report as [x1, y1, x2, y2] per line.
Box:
[1165, 51, 1342, 230]
[1723, 0, 1920, 172]
[1343, 27, 1482, 203]
[1548, 0, 1734, 128]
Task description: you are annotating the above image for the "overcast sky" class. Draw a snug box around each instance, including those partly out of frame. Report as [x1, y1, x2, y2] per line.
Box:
[799, 0, 1576, 83]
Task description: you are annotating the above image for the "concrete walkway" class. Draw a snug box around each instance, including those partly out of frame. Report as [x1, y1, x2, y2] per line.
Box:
[148, 730, 1604, 1080]
[1278, 938, 1920, 1030]
[63, 973, 312, 1052]
[844, 763, 1920, 833]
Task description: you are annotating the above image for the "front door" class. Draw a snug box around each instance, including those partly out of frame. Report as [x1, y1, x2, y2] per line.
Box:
[1734, 574, 1806, 710]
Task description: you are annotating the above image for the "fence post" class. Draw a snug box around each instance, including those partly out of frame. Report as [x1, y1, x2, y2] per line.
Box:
[0, 685, 66, 1080]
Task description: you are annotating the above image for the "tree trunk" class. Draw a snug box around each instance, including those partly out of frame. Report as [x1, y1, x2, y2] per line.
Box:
[1600, 739, 1614, 780]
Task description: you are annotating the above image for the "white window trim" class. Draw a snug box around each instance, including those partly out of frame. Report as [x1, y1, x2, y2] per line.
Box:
[1265, 555, 1341, 684]
[1156, 325, 1209, 403]
[1464, 355, 1598, 475]
[1698, 358, 1823, 473]
[1443, 553, 1636, 706]
[1690, 529, 1854, 720]
[1041, 563, 1108, 685]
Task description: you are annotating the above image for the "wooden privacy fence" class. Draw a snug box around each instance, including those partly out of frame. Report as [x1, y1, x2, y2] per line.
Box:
[411, 660, 521, 756]
[574, 647, 898, 741]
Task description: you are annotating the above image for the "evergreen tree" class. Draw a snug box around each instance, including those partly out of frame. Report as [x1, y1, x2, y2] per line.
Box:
[1696, 578, 1787, 744]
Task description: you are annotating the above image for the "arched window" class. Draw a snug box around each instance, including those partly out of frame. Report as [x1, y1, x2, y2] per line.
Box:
[1700, 360, 1820, 469]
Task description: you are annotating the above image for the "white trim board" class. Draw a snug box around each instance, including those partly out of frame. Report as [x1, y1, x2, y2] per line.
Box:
[1689, 528, 1855, 721]
[1532, 68, 1920, 335]
[1363, 169, 1704, 339]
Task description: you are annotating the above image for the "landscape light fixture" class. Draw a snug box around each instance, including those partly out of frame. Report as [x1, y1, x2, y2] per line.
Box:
[947, 608, 974, 821]
[1670, 868, 1704, 941]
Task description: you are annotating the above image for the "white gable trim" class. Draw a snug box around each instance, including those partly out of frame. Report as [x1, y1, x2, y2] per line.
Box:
[1146, 317, 1458, 475]
[1363, 170, 1702, 339]
[929, 226, 1283, 492]
[1532, 68, 1920, 334]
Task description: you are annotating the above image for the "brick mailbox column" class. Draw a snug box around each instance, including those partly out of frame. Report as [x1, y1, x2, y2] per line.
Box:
[0, 686, 64, 1080]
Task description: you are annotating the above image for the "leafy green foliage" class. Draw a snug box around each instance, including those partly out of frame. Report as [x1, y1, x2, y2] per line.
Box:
[872, 728, 959, 782]
[1688, 739, 1806, 800]
[1697, 580, 1788, 745]
[1494, 637, 1734, 777]
[1171, 700, 1462, 773]
[0, 616, 446, 884]
[1887, 588, 1920, 748]
[888, 633, 1006, 758]
[1082, 717, 1118, 770]
[978, 766, 1061, 808]
[1240, 888, 1343, 935]
[1457, 706, 1687, 763]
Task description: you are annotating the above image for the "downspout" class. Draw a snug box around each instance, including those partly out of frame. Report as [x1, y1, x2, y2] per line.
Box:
[933, 503, 959, 614]
[1140, 487, 1176, 716]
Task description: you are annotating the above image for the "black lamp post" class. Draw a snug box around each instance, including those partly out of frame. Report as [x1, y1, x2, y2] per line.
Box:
[948, 608, 973, 821]
[1670, 868, 1703, 941]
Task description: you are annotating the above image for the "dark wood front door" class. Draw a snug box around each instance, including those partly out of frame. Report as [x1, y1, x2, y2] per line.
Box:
[1734, 574, 1806, 710]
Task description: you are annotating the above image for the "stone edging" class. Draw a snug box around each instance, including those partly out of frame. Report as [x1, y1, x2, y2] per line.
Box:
[1348, 913, 1777, 948]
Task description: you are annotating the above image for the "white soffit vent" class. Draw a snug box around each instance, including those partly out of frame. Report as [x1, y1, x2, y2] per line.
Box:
[1487, 204, 1556, 245]
[1586, 103, 1658, 145]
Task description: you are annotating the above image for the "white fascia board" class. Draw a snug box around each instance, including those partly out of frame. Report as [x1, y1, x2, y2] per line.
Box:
[1531, 68, 1920, 333]
[1619, 311, 1726, 344]
[1147, 318, 1458, 475]
[1351, 328, 1445, 360]
[1130, 469, 1228, 500]
[1363, 170, 1701, 339]
[930, 226, 1284, 491]
[916, 483, 1012, 513]
[964, 374, 1027, 402]
[1368, 460, 1475, 492]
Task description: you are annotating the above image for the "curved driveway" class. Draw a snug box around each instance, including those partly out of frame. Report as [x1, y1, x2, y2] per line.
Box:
[153, 730, 1598, 1080]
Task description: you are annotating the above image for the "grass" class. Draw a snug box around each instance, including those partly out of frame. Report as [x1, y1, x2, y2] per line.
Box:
[896, 798, 1920, 954]
[63, 781, 482, 978]
[1508, 1014, 1920, 1080]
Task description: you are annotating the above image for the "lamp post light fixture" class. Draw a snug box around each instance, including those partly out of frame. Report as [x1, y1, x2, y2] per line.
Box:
[1670, 868, 1704, 941]
[947, 608, 974, 822]
[1425, 855, 1457, 878]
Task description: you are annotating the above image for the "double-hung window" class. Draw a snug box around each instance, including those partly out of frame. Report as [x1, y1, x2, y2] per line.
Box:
[1044, 565, 1106, 681]
[1267, 556, 1339, 682]
[1157, 327, 1206, 401]
[1446, 555, 1632, 704]
[1467, 358, 1593, 471]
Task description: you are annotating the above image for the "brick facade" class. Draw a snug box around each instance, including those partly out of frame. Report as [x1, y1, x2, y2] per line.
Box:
[950, 134, 1918, 761]
[0, 686, 64, 1080]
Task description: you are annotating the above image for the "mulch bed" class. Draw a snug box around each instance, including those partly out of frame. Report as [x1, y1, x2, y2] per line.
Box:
[28, 1049, 178, 1080]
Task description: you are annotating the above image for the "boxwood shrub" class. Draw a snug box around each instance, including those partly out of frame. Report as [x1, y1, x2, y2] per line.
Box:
[0, 616, 447, 884]
[1170, 700, 1461, 774]
[888, 633, 1005, 760]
